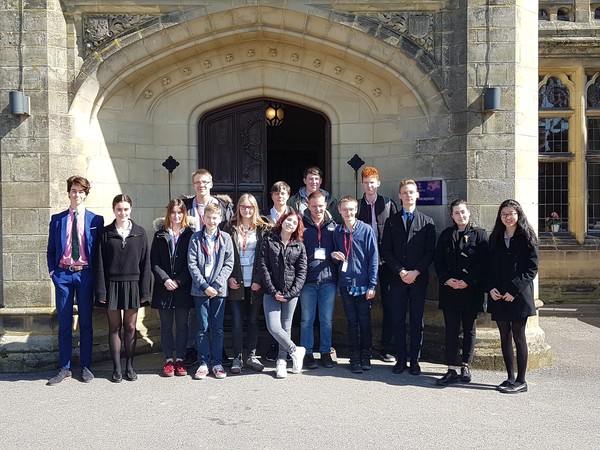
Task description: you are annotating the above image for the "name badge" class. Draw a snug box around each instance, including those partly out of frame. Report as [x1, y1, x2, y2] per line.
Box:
[341, 261, 348, 273]
[204, 263, 214, 277]
[240, 255, 252, 266]
[314, 247, 326, 260]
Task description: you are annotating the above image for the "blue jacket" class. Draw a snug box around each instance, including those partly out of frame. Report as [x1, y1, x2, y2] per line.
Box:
[302, 210, 337, 284]
[332, 220, 378, 290]
[188, 228, 234, 298]
[47, 209, 104, 273]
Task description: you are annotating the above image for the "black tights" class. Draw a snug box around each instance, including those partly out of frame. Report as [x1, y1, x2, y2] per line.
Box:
[496, 319, 528, 383]
[107, 309, 138, 373]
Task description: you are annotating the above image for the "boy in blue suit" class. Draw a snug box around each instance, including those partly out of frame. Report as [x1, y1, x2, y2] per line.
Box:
[46, 176, 104, 385]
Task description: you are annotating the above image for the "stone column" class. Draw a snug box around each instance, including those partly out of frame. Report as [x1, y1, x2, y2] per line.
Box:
[462, 0, 552, 369]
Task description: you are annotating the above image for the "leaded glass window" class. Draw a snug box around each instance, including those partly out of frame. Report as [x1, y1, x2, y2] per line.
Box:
[539, 118, 569, 153]
[539, 162, 569, 231]
[588, 163, 600, 233]
[539, 77, 570, 109]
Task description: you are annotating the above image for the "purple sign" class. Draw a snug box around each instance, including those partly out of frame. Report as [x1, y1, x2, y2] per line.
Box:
[416, 179, 443, 206]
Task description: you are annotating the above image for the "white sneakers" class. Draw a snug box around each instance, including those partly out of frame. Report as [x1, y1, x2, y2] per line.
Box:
[291, 346, 305, 374]
[275, 359, 288, 378]
[194, 364, 209, 380]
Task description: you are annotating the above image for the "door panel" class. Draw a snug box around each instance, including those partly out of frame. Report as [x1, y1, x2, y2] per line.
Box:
[199, 101, 267, 208]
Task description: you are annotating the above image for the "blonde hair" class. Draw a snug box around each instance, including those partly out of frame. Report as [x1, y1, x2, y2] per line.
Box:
[235, 193, 268, 229]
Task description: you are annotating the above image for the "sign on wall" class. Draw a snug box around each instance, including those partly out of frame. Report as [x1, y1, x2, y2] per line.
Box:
[416, 179, 444, 205]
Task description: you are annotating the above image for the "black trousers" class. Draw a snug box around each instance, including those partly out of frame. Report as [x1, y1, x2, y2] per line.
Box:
[442, 309, 477, 367]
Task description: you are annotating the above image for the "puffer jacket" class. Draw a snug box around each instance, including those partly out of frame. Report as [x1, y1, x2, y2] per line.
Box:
[224, 218, 271, 302]
[150, 216, 198, 309]
[258, 231, 307, 300]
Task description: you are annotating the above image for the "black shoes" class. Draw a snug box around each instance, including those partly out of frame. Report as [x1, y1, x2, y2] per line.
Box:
[46, 368, 72, 386]
[125, 369, 138, 381]
[320, 352, 335, 368]
[496, 379, 514, 391]
[409, 360, 421, 376]
[265, 344, 278, 362]
[460, 365, 472, 383]
[81, 367, 94, 383]
[392, 361, 407, 374]
[436, 369, 459, 386]
[499, 381, 528, 394]
[304, 353, 319, 369]
[361, 357, 372, 371]
[111, 371, 123, 383]
[350, 361, 363, 374]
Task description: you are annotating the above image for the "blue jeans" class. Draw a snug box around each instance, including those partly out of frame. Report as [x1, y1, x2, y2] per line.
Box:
[339, 287, 372, 356]
[230, 287, 262, 357]
[194, 296, 225, 366]
[263, 294, 298, 359]
[299, 281, 336, 354]
[51, 268, 94, 369]
[390, 283, 427, 362]
[158, 307, 190, 360]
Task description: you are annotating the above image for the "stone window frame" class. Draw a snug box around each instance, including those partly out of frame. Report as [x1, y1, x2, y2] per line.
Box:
[538, 73, 576, 235]
[585, 72, 600, 234]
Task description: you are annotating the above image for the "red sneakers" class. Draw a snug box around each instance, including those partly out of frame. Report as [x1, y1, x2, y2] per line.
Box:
[162, 361, 175, 377]
[174, 360, 187, 376]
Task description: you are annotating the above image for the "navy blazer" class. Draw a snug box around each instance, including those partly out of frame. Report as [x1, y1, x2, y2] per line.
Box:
[47, 209, 104, 273]
[381, 209, 436, 287]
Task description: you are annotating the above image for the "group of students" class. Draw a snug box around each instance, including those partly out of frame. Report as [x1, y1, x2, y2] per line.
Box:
[46, 167, 538, 395]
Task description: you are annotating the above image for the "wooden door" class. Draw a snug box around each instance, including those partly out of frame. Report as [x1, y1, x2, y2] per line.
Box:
[199, 101, 268, 210]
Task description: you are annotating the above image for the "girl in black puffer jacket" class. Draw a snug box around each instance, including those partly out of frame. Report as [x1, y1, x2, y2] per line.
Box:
[258, 211, 307, 378]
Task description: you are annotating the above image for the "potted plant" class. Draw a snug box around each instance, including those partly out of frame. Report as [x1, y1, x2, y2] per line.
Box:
[546, 211, 561, 232]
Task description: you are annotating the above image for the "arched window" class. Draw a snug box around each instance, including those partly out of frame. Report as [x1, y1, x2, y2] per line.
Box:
[595, 8, 600, 20]
[539, 9, 549, 21]
[557, 8, 570, 21]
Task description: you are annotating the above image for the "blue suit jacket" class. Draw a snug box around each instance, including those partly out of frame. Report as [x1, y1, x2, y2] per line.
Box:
[47, 209, 104, 273]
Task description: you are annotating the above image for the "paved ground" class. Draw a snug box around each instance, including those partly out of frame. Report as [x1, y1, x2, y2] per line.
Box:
[1, 305, 599, 449]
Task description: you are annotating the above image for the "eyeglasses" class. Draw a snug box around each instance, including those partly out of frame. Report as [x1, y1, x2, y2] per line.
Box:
[239, 205, 255, 211]
[501, 212, 518, 218]
[193, 180, 211, 186]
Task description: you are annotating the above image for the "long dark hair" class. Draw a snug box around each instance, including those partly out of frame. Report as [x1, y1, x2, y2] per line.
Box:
[273, 211, 304, 242]
[490, 199, 537, 246]
[164, 198, 189, 231]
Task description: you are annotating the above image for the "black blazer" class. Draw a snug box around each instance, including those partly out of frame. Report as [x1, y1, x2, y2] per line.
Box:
[486, 232, 538, 321]
[434, 223, 488, 312]
[381, 209, 436, 287]
[357, 195, 398, 247]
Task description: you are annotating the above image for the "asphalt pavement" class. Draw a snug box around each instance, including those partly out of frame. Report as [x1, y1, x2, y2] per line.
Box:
[1, 304, 599, 449]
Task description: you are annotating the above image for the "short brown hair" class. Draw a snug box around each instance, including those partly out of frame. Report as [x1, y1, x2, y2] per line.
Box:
[270, 181, 291, 194]
[67, 176, 91, 195]
[399, 179, 417, 192]
[338, 195, 358, 210]
[191, 168, 212, 182]
[308, 190, 326, 202]
[361, 167, 379, 181]
[112, 194, 133, 209]
[303, 166, 323, 179]
[203, 202, 221, 217]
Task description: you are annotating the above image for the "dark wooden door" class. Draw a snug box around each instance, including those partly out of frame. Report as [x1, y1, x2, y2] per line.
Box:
[199, 101, 268, 210]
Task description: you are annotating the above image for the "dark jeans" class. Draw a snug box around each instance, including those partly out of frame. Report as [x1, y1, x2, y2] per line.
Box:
[379, 264, 394, 353]
[158, 307, 190, 360]
[339, 287, 372, 357]
[390, 283, 427, 362]
[442, 309, 477, 367]
[230, 287, 262, 358]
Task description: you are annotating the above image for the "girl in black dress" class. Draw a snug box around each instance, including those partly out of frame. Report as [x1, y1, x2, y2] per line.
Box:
[487, 199, 538, 394]
[95, 194, 152, 382]
[434, 199, 488, 386]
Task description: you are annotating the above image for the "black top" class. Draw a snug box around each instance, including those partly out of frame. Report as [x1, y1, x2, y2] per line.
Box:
[486, 232, 539, 321]
[434, 223, 488, 312]
[94, 220, 152, 303]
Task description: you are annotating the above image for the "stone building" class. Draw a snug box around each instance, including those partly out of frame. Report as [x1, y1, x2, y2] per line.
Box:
[0, 0, 561, 371]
